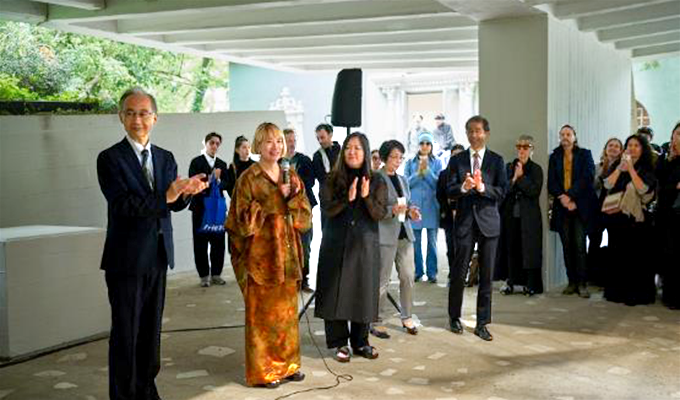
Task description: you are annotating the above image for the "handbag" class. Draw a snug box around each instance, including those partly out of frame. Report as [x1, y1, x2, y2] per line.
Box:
[601, 191, 623, 214]
[199, 176, 227, 233]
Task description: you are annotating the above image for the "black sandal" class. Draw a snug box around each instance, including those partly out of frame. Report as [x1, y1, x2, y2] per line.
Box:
[285, 371, 305, 382]
[334, 346, 351, 363]
[353, 345, 379, 360]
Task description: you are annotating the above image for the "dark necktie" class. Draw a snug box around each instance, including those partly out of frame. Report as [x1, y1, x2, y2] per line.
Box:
[141, 149, 154, 190]
[473, 152, 480, 173]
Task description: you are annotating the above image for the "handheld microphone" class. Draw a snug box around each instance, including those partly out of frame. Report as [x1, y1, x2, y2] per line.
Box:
[281, 159, 291, 184]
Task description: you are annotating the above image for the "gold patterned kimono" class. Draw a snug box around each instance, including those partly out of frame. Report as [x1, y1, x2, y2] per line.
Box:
[225, 163, 312, 386]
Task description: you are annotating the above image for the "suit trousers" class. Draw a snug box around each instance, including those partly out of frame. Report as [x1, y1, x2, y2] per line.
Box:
[378, 239, 415, 320]
[448, 219, 498, 326]
[105, 238, 167, 400]
[191, 211, 225, 278]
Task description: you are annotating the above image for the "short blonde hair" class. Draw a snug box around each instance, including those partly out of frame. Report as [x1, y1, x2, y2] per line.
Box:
[252, 122, 287, 156]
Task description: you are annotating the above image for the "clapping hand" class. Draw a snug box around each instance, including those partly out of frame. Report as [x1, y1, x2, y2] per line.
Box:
[513, 162, 524, 181]
[473, 169, 485, 192]
[409, 206, 422, 221]
[348, 177, 358, 202]
[463, 172, 476, 191]
[360, 176, 370, 198]
[166, 174, 208, 203]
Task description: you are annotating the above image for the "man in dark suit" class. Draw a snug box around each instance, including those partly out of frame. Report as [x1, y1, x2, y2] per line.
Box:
[97, 87, 207, 400]
[312, 123, 341, 230]
[188, 132, 229, 288]
[446, 116, 508, 341]
[548, 124, 597, 298]
[284, 128, 316, 292]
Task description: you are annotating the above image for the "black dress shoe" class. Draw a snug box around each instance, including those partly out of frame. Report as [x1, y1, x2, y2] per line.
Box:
[285, 371, 305, 382]
[474, 325, 493, 341]
[449, 319, 464, 334]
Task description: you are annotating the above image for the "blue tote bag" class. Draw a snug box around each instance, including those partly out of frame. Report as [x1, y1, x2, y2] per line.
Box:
[199, 177, 227, 233]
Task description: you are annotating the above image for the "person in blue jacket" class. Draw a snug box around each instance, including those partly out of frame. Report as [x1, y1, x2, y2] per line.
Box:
[404, 131, 443, 283]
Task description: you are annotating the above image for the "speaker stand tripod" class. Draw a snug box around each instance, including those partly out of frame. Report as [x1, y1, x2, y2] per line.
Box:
[298, 289, 401, 320]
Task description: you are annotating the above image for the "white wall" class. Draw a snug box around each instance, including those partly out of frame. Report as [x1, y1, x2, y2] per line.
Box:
[479, 14, 633, 290]
[0, 111, 286, 274]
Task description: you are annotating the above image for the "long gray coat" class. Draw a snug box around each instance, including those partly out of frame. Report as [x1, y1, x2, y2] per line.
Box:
[314, 174, 388, 324]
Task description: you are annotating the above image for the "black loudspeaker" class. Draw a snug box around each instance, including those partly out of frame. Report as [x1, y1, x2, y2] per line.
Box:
[331, 68, 362, 127]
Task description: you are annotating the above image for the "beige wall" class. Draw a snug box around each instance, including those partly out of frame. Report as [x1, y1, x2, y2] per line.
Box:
[479, 14, 632, 289]
[0, 111, 286, 274]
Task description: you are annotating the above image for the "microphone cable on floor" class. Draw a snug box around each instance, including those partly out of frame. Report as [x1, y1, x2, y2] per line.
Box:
[272, 289, 353, 400]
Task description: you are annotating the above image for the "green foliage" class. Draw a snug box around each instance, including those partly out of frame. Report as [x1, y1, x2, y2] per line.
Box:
[0, 21, 229, 112]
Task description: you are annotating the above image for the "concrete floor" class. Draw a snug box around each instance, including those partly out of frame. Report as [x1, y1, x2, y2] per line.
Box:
[1, 263, 680, 400]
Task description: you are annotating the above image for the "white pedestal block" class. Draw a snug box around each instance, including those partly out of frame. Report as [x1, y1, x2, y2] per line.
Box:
[0, 226, 108, 359]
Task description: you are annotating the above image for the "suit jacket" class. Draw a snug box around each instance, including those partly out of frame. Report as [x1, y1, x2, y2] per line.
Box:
[312, 142, 341, 191]
[446, 148, 508, 238]
[188, 154, 228, 214]
[290, 152, 317, 208]
[376, 168, 415, 245]
[97, 138, 189, 274]
[547, 145, 597, 234]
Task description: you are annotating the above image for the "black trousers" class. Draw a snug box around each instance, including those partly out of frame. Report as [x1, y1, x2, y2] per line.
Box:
[506, 217, 542, 292]
[191, 211, 225, 278]
[448, 219, 498, 326]
[444, 225, 457, 280]
[105, 240, 167, 400]
[300, 227, 313, 285]
[324, 320, 369, 349]
[559, 212, 587, 286]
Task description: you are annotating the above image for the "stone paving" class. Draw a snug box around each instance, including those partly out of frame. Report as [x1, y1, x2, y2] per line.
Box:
[1, 269, 680, 400]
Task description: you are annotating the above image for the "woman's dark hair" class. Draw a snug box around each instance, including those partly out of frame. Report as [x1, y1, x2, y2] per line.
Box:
[327, 131, 372, 194]
[623, 134, 654, 172]
[672, 121, 680, 134]
[379, 140, 405, 162]
[233, 135, 249, 164]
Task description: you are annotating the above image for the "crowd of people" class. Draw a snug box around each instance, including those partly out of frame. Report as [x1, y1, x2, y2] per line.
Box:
[97, 87, 679, 397]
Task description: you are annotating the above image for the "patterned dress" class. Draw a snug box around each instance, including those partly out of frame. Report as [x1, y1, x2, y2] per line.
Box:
[225, 163, 312, 386]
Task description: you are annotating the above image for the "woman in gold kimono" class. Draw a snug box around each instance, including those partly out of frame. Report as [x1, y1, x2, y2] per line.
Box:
[225, 122, 312, 388]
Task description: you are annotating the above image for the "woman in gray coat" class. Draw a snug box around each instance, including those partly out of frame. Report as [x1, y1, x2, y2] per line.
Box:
[372, 140, 422, 338]
[315, 132, 388, 362]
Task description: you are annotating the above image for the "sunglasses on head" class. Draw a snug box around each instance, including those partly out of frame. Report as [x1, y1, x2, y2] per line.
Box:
[516, 144, 533, 150]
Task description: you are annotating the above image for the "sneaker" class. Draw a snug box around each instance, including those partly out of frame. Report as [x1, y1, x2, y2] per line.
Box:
[211, 276, 226, 285]
[200, 277, 210, 287]
[301, 281, 314, 294]
[500, 284, 514, 295]
[577, 284, 590, 298]
[428, 277, 438, 284]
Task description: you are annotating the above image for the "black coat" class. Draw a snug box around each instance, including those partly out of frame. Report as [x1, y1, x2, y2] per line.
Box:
[97, 139, 189, 274]
[290, 151, 317, 208]
[547, 146, 598, 234]
[501, 159, 544, 271]
[314, 173, 388, 324]
[312, 142, 341, 190]
[224, 158, 256, 198]
[188, 154, 228, 214]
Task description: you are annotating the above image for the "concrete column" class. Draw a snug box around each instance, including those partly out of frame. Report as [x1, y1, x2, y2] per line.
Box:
[478, 14, 632, 291]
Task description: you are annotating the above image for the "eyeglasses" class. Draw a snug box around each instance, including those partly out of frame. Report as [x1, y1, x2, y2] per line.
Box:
[123, 110, 155, 120]
[516, 144, 533, 150]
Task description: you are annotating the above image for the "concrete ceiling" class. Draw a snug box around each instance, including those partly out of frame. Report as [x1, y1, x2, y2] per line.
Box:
[1, 0, 678, 72]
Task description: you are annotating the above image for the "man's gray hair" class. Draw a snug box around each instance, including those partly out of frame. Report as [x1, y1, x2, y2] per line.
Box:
[118, 87, 158, 113]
